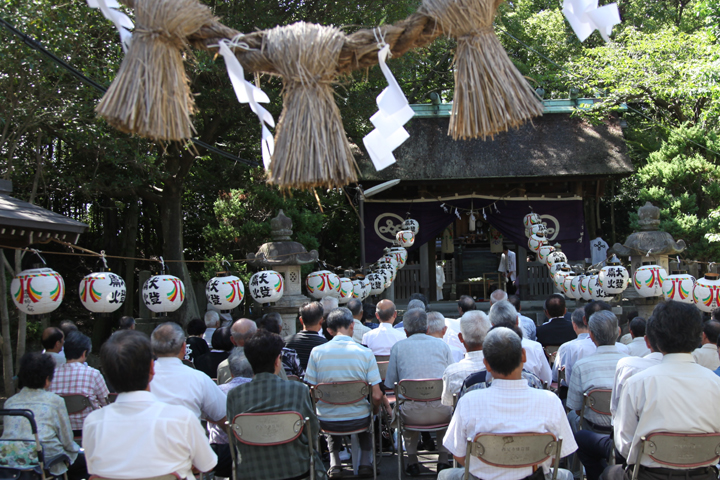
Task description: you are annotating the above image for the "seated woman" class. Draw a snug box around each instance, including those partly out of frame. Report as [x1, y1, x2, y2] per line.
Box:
[194, 326, 233, 379]
[2, 352, 86, 479]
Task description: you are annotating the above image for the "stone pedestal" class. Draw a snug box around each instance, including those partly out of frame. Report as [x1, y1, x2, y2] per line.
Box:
[271, 265, 308, 336]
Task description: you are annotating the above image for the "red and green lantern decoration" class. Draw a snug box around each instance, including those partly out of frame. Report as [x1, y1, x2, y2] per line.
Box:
[11, 268, 65, 315]
[633, 265, 666, 298]
[206, 274, 245, 310]
[305, 270, 340, 299]
[662, 273, 695, 304]
[693, 273, 720, 312]
[142, 274, 185, 313]
[79, 272, 126, 313]
[337, 277, 354, 304]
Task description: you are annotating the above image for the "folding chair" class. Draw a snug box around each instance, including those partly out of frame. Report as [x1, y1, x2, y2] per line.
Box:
[0, 409, 71, 480]
[631, 433, 720, 480]
[578, 389, 612, 432]
[544, 346, 560, 365]
[375, 361, 394, 457]
[375, 355, 390, 363]
[394, 379, 449, 479]
[228, 411, 314, 480]
[287, 375, 302, 382]
[60, 395, 93, 443]
[312, 381, 377, 480]
[89, 475, 180, 480]
[464, 432, 563, 480]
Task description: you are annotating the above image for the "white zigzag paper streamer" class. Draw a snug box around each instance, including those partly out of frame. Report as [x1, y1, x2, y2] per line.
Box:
[217, 40, 275, 169]
[562, 0, 621, 42]
[86, 0, 134, 53]
[363, 44, 414, 171]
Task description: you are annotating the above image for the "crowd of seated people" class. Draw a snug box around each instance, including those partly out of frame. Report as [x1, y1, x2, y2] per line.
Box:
[4, 294, 720, 480]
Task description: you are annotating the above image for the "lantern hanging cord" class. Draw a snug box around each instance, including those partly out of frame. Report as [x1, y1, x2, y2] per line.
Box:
[29, 249, 47, 265]
[100, 250, 108, 270]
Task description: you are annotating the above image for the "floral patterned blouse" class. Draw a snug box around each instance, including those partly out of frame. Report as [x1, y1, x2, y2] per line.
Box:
[1, 387, 80, 476]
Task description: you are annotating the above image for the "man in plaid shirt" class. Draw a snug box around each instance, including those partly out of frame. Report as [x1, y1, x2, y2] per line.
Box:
[50, 331, 109, 434]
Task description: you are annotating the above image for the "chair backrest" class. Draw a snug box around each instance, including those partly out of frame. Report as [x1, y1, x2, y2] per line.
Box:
[376, 361, 389, 381]
[61, 394, 93, 414]
[107, 393, 118, 404]
[557, 367, 566, 385]
[375, 355, 390, 363]
[181, 359, 196, 369]
[89, 474, 181, 480]
[638, 433, 720, 469]
[230, 411, 305, 446]
[584, 389, 612, 416]
[287, 375, 302, 382]
[396, 379, 443, 402]
[312, 381, 369, 405]
[468, 432, 561, 468]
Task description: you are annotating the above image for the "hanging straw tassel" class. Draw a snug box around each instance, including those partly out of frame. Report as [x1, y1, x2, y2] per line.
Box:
[262, 22, 357, 189]
[96, 0, 216, 141]
[420, 0, 544, 140]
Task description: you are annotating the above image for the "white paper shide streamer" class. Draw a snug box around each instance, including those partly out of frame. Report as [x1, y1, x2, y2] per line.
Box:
[86, 0, 134, 52]
[562, 0, 621, 42]
[217, 40, 275, 169]
[363, 44, 414, 171]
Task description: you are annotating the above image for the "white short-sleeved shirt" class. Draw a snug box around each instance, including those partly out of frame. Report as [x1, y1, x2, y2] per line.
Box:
[83, 391, 217, 479]
[627, 337, 651, 357]
[441, 351, 486, 406]
[521, 338, 552, 384]
[443, 379, 577, 480]
[610, 352, 662, 416]
[692, 343, 720, 370]
[362, 323, 406, 356]
[552, 333, 596, 385]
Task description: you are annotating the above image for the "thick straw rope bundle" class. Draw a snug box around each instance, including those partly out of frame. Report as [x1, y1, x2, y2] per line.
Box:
[96, 0, 216, 140]
[262, 23, 356, 189]
[420, 0, 544, 140]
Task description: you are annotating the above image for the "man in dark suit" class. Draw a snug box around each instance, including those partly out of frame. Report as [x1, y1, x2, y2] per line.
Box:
[536, 294, 577, 348]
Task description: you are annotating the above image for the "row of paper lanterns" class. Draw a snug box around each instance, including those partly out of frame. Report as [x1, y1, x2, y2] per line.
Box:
[9, 219, 422, 315]
[523, 212, 720, 312]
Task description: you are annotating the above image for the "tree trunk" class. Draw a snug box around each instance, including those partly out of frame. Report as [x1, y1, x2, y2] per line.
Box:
[123, 198, 140, 317]
[1, 249, 15, 396]
[14, 248, 26, 371]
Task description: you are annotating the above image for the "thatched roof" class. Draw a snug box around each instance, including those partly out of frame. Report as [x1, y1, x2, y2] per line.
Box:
[358, 109, 632, 182]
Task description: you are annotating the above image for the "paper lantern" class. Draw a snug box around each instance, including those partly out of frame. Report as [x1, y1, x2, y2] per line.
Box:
[523, 212, 542, 229]
[549, 261, 570, 277]
[663, 274, 695, 304]
[546, 250, 567, 269]
[553, 267, 572, 293]
[377, 268, 394, 289]
[598, 255, 630, 295]
[11, 268, 65, 315]
[249, 270, 284, 304]
[402, 218, 419, 234]
[361, 277, 372, 299]
[337, 277, 354, 304]
[561, 273, 578, 299]
[367, 273, 385, 295]
[538, 245, 555, 264]
[142, 274, 185, 313]
[205, 275, 244, 310]
[380, 255, 399, 271]
[79, 272, 126, 313]
[352, 279, 366, 300]
[396, 230, 415, 248]
[579, 275, 593, 301]
[389, 247, 408, 268]
[528, 234, 546, 253]
[693, 273, 720, 312]
[570, 274, 585, 300]
[633, 265, 666, 297]
[530, 223, 547, 236]
[305, 270, 341, 299]
[588, 275, 614, 302]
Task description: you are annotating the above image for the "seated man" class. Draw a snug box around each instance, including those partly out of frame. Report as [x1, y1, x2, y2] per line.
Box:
[441, 311, 492, 406]
[305, 307, 383, 479]
[488, 300, 552, 385]
[509, 294, 537, 341]
[227, 330, 324, 480]
[216, 318, 259, 384]
[602, 301, 720, 480]
[567, 311, 627, 433]
[83, 330, 217, 479]
[49, 331, 109, 435]
[362, 299, 406, 356]
[149, 322, 227, 423]
[41, 326, 65, 366]
[394, 298, 426, 331]
[386, 308, 454, 476]
[348, 298, 372, 343]
[286, 301, 328, 371]
[257, 312, 304, 378]
[626, 318, 650, 357]
[203, 310, 221, 347]
[552, 308, 596, 398]
[536, 294, 576, 348]
[428, 311, 465, 363]
[692, 320, 720, 370]
[440, 327, 577, 480]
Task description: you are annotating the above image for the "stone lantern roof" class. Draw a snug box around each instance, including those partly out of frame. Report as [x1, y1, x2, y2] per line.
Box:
[609, 202, 686, 257]
[247, 210, 319, 266]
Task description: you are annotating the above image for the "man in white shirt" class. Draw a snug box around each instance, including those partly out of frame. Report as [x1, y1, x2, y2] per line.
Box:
[590, 230, 609, 266]
[626, 317, 651, 357]
[362, 299, 406, 355]
[498, 246, 517, 294]
[488, 300, 552, 385]
[553, 308, 597, 396]
[347, 298, 371, 344]
[83, 330, 217, 479]
[441, 310, 492, 406]
[603, 301, 720, 480]
[440, 327, 577, 480]
[508, 294, 537, 341]
[202, 310, 220, 347]
[691, 320, 720, 370]
[149, 322, 227, 423]
[567, 311, 627, 433]
[429, 312, 464, 363]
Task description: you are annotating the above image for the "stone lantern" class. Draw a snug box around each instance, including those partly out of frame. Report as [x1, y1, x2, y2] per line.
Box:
[247, 210, 319, 336]
[609, 202, 686, 318]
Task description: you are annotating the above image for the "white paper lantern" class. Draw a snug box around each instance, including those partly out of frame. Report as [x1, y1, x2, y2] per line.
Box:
[305, 270, 341, 299]
[377, 268, 394, 289]
[570, 275, 585, 300]
[554, 268, 572, 294]
[549, 261, 570, 277]
[530, 224, 547, 236]
[598, 256, 629, 295]
[663, 274, 696, 304]
[389, 247, 408, 269]
[633, 265, 666, 297]
[546, 250, 568, 269]
[380, 255, 399, 271]
[352, 279, 366, 300]
[396, 230, 415, 248]
[11, 268, 65, 315]
[588, 275, 614, 302]
[537, 245, 555, 264]
[205, 275, 244, 310]
[693, 273, 720, 312]
[523, 212, 542, 229]
[579, 275, 593, 301]
[142, 274, 185, 313]
[402, 218, 419, 234]
[528, 234, 546, 253]
[562, 273, 581, 299]
[249, 270, 284, 304]
[79, 272, 126, 313]
[337, 277, 354, 304]
[367, 273, 385, 295]
[361, 277, 372, 299]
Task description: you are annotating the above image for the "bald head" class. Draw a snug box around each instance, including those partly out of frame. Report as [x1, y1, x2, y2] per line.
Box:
[231, 318, 257, 347]
[376, 299, 397, 323]
[490, 289, 508, 305]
